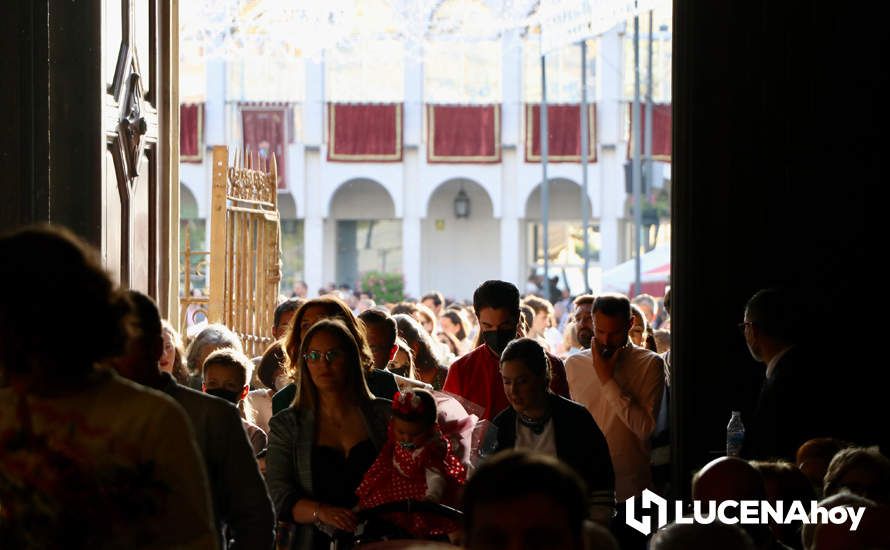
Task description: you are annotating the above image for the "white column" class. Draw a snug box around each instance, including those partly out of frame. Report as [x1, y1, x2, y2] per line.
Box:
[500, 142, 522, 287]
[499, 30, 524, 288]
[303, 58, 325, 147]
[302, 141, 325, 296]
[401, 147, 422, 298]
[205, 60, 227, 146]
[303, 215, 324, 298]
[203, 59, 228, 224]
[301, 54, 326, 296]
[500, 216, 521, 287]
[401, 48, 423, 298]
[597, 25, 625, 270]
[501, 30, 522, 147]
[404, 53, 423, 147]
[402, 216, 422, 298]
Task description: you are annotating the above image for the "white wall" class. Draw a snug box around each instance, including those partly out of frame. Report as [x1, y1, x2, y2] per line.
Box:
[421, 181, 500, 301]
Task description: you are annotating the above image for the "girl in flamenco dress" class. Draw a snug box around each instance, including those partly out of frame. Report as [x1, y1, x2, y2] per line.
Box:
[356, 389, 466, 540]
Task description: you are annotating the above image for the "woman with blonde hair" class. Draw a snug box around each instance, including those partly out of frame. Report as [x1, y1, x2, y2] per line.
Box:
[266, 319, 391, 549]
[160, 319, 189, 384]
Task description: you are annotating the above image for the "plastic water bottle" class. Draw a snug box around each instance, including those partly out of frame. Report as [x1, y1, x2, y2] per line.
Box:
[726, 411, 745, 457]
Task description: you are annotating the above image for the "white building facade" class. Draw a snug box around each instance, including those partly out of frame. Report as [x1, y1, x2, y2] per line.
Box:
[180, 20, 671, 301]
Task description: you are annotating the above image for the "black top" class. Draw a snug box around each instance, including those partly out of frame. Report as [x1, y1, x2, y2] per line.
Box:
[366, 369, 399, 401]
[263, 398, 393, 550]
[309, 439, 377, 549]
[491, 393, 616, 509]
[311, 439, 377, 508]
[742, 346, 828, 461]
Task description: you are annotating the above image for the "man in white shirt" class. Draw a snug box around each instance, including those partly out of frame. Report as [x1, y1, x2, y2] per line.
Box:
[564, 293, 665, 503]
[565, 293, 664, 548]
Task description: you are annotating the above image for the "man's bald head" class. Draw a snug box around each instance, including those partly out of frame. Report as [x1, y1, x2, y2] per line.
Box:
[650, 521, 754, 550]
[692, 457, 767, 502]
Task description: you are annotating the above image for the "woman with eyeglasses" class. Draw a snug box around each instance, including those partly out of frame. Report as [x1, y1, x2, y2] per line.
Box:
[266, 318, 392, 549]
[271, 296, 399, 415]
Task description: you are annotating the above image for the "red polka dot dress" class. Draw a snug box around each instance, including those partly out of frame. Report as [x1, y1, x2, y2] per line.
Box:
[356, 428, 466, 537]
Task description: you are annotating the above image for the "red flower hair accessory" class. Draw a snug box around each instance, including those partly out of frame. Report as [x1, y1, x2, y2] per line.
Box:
[392, 390, 425, 416]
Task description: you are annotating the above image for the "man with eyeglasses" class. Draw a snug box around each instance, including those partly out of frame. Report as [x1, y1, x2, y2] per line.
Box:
[739, 288, 821, 461]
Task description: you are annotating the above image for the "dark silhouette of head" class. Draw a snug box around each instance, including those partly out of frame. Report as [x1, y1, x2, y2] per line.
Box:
[463, 451, 588, 550]
[0, 225, 131, 387]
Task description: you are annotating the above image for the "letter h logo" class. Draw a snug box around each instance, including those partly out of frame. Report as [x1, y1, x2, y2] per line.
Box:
[625, 489, 669, 535]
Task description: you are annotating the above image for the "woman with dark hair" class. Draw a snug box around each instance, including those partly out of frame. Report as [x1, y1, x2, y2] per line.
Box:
[393, 313, 450, 391]
[438, 309, 468, 342]
[388, 337, 416, 380]
[413, 302, 437, 336]
[271, 296, 399, 415]
[439, 308, 471, 355]
[0, 225, 216, 548]
[266, 319, 392, 549]
[491, 337, 616, 525]
[630, 304, 658, 352]
[436, 330, 462, 359]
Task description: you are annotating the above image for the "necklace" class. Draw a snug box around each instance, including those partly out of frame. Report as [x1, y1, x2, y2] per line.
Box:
[517, 409, 552, 435]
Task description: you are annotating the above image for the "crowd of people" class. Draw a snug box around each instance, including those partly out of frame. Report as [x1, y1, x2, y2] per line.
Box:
[1, 224, 888, 549]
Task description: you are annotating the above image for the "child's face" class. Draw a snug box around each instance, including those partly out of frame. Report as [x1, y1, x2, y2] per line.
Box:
[203, 363, 247, 403]
[392, 417, 433, 449]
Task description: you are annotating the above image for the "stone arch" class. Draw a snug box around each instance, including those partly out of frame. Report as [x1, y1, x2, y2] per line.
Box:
[421, 178, 500, 301]
[180, 182, 199, 219]
[523, 177, 594, 221]
[423, 177, 495, 219]
[327, 178, 397, 220]
[277, 192, 298, 220]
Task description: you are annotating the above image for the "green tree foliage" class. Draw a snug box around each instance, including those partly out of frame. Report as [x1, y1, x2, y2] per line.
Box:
[360, 271, 404, 304]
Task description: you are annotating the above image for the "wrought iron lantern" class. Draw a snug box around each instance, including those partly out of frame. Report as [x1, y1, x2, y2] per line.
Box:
[454, 186, 471, 219]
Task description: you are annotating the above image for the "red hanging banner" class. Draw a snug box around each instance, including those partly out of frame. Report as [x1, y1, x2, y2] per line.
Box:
[327, 103, 403, 162]
[426, 104, 501, 163]
[180, 103, 204, 163]
[524, 104, 597, 163]
[241, 105, 288, 189]
[626, 103, 672, 162]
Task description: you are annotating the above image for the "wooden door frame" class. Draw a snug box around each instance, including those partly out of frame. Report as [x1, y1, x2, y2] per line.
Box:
[1, 0, 180, 322]
[160, 0, 181, 326]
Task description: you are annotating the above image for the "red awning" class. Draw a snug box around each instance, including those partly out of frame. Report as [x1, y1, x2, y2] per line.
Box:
[426, 104, 501, 163]
[241, 105, 288, 188]
[180, 103, 204, 163]
[627, 103, 671, 162]
[327, 103, 403, 162]
[525, 103, 597, 163]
